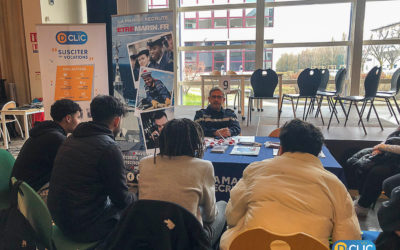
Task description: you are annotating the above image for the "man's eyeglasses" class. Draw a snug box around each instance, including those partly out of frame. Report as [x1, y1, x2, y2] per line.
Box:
[210, 95, 224, 99]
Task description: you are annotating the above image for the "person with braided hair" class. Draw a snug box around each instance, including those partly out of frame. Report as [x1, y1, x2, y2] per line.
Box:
[139, 118, 227, 248]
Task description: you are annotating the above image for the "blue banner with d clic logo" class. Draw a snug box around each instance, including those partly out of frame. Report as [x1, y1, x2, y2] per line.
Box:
[332, 240, 375, 250]
[56, 31, 87, 45]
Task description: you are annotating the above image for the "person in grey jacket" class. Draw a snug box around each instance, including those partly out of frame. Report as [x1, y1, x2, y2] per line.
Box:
[139, 118, 227, 249]
[48, 95, 136, 243]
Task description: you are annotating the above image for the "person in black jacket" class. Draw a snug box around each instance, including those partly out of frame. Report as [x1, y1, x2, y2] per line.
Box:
[47, 95, 136, 243]
[11, 99, 82, 191]
[194, 86, 241, 138]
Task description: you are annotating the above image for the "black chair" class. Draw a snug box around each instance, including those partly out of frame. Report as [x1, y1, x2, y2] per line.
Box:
[371, 68, 400, 124]
[316, 68, 347, 123]
[328, 66, 382, 135]
[280, 68, 323, 124]
[247, 69, 279, 126]
[100, 200, 211, 250]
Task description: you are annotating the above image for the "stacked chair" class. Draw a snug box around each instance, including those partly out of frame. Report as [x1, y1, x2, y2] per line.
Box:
[247, 69, 279, 126]
[327, 66, 382, 135]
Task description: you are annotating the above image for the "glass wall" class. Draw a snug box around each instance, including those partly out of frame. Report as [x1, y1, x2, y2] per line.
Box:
[173, 0, 400, 105]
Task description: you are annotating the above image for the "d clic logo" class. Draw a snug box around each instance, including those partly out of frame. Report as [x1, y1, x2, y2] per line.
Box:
[332, 240, 376, 250]
[56, 31, 87, 45]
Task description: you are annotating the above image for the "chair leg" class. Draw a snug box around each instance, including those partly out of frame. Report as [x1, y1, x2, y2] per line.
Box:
[366, 101, 373, 122]
[305, 98, 314, 121]
[295, 98, 299, 111]
[339, 99, 347, 117]
[328, 97, 340, 124]
[371, 100, 383, 131]
[354, 101, 367, 135]
[290, 97, 296, 118]
[385, 98, 393, 116]
[344, 101, 353, 127]
[393, 97, 400, 115]
[316, 97, 324, 125]
[358, 100, 368, 126]
[327, 99, 338, 130]
[387, 98, 399, 124]
[303, 97, 308, 120]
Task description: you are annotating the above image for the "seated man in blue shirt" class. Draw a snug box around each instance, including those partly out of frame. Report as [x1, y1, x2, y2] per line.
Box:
[194, 86, 241, 138]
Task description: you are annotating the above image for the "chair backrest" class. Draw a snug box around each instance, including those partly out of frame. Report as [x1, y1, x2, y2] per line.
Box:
[211, 70, 221, 76]
[334, 68, 347, 95]
[268, 128, 281, 138]
[102, 199, 210, 250]
[297, 68, 322, 96]
[318, 68, 330, 91]
[250, 69, 279, 97]
[0, 149, 15, 207]
[364, 66, 382, 98]
[15, 178, 54, 250]
[391, 68, 400, 94]
[229, 228, 329, 250]
[1, 101, 17, 111]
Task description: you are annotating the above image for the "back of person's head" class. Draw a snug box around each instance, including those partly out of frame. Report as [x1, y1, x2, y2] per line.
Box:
[279, 118, 324, 156]
[90, 95, 127, 124]
[159, 118, 204, 158]
[50, 99, 82, 122]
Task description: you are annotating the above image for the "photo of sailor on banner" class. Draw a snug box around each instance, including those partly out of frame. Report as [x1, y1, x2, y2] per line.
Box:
[127, 32, 173, 84]
[136, 67, 174, 111]
[140, 107, 174, 151]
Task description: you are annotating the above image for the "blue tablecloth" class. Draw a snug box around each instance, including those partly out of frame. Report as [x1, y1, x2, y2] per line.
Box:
[203, 136, 345, 201]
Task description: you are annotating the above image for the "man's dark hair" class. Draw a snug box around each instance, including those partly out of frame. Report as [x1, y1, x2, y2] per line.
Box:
[50, 99, 82, 122]
[279, 118, 324, 156]
[137, 49, 149, 57]
[153, 110, 167, 121]
[90, 95, 127, 124]
[209, 86, 225, 98]
[159, 118, 204, 158]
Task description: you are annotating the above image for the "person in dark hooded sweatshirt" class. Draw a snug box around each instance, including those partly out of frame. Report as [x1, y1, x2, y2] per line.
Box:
[11, 99, 82, 191]
[48, 95, 136, 243]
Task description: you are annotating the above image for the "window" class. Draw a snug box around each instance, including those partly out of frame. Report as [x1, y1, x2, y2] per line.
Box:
[183, 42, 227, 76]
[148, 0, 169, 9]
[181, 1, 273, 30]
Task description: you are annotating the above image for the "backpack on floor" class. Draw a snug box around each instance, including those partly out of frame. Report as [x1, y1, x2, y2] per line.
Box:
[0, 180, 38, 250]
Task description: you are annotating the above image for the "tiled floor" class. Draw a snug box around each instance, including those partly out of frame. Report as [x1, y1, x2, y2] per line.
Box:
[5, 102, 398, 232]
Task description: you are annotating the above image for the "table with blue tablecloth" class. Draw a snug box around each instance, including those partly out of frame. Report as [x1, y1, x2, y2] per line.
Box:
[203, 136, 345, 201]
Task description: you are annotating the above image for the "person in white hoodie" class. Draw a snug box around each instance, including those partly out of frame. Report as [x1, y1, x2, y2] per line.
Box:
[220, 119, 361, 250]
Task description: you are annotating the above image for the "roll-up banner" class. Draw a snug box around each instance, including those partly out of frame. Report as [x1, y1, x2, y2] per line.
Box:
[37, 24, 109, 121]
[112, 11, 175, 187]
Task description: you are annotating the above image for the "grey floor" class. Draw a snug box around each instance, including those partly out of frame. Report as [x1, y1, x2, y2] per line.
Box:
[5, 101, 398, 232]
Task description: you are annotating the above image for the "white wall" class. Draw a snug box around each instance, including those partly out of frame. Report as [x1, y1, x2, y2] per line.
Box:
[40, 0, 87, 24]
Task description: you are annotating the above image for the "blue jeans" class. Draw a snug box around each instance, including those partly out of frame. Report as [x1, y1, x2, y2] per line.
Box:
[203, 200, 227, 248]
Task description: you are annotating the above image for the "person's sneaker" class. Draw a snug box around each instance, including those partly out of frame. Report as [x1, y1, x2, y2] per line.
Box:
[354, 200, 369, 217]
